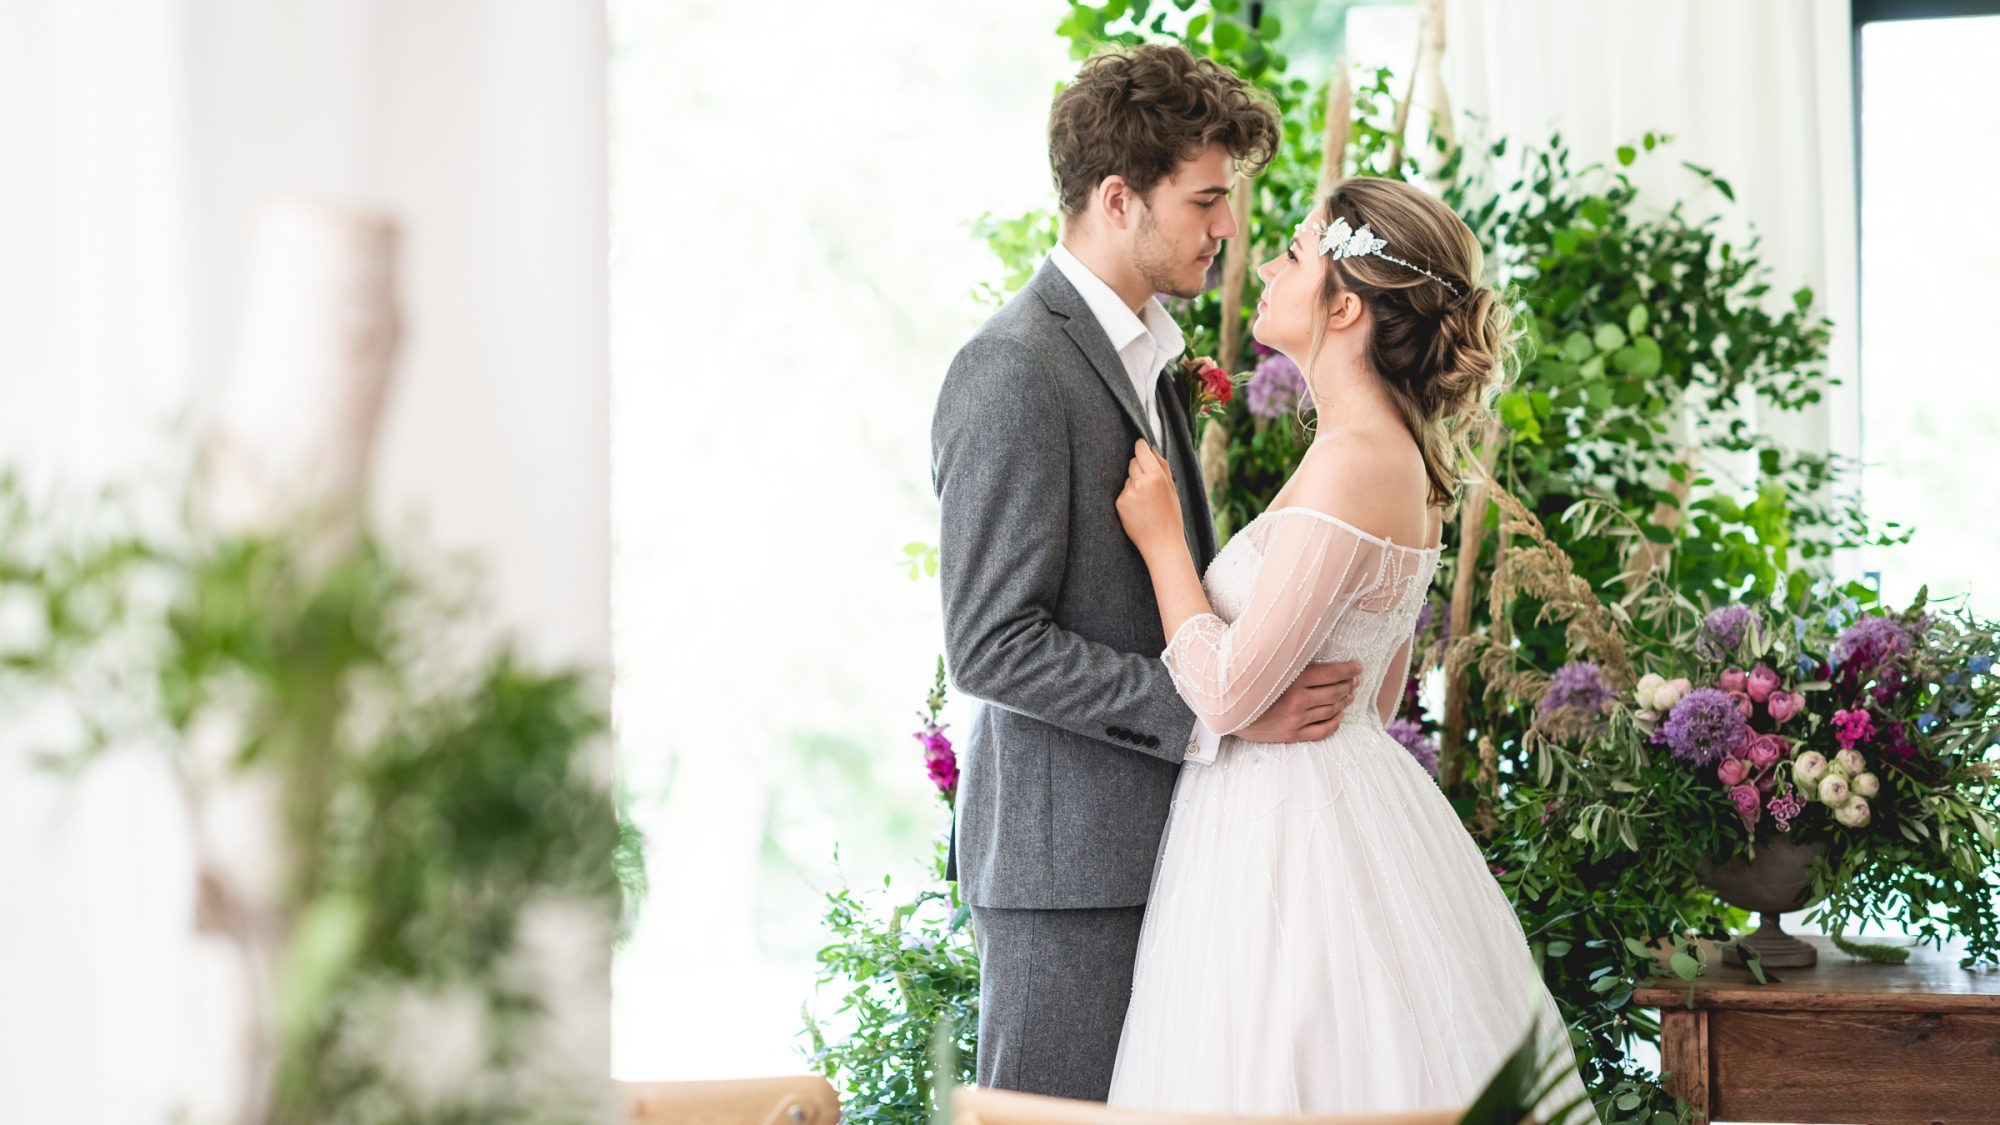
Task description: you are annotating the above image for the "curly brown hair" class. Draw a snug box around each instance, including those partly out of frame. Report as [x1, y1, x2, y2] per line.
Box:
[1047, 44, 1280, 219]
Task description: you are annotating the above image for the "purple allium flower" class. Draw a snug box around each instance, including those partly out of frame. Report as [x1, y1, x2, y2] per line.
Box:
[1657, 687, 1749, 766]
[1697, 605, 1761, 662]
[1386, 717, 1440, 778]
[1539, 661, 1614, 718]
[1245, 351, 1314, 419]
[1831, 615, 1912, 673]
[1414, 600, 1435, 638]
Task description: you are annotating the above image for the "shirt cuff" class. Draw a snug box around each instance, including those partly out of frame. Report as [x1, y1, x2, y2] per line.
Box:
[1184, 717, 1223, 767]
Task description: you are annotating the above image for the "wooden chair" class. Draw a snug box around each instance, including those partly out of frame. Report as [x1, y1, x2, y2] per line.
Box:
[620, 1076, 841, 1125]
[950, 1086, 1464, 1125]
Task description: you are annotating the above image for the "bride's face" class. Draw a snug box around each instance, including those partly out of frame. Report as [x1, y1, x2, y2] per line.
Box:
[1251, 220, 1324, 356]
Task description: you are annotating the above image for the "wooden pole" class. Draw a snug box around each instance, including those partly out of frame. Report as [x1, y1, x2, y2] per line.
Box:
[1318, 60, 1352, 198]
[1440, 417, 1503, 793]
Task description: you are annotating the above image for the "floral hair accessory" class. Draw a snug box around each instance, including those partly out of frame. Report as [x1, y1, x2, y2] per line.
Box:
[1315, 216, 1463, 296]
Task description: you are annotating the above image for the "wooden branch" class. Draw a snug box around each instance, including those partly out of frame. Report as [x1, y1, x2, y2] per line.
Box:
[1440, 417, 1504, 792]
[1318, 60, 1352, 198]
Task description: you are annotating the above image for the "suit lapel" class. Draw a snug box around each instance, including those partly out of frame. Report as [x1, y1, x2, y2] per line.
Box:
[1157, 367, 1218, 570]
[1029, 260, 1158, 447]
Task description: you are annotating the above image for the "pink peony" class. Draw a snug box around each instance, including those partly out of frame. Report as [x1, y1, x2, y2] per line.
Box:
[1718, 757, 1749, 786]
[1747, 664, 1780, 703]
[1728, 691, 1754, 719]
[1720, 667, 1749, 693]
[1765, 690, 1804, 724]
[1748, 734, 1789, 770]
[1729, 783, 1762, 831]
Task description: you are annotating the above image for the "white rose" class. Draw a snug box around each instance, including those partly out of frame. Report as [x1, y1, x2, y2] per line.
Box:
[1853, 772, 1880, 798]
[1636, 673, 1666, 711]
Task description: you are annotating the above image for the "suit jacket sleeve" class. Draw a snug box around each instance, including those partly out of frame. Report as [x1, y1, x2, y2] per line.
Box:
[932, 333, 1196, 762]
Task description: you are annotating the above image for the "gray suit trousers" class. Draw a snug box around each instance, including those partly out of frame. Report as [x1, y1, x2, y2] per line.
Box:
[970, 903, 1146, 1102]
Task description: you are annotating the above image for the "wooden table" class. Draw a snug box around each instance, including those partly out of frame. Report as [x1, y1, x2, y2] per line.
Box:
[1634, 935, 2000, 1124]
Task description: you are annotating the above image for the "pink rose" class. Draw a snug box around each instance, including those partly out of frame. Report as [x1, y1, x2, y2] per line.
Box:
[1728, 728, 1757, 760]
[1748, 734, 1788, 770]
[1728, 690, 1754, 719]
[1729, 783, 1762, 831]
[1765, 690, 1804, 724]
[1747, 664, 1779, 703]
[1720, 667, 1748, 693]
[1718, 757, 1749, 785]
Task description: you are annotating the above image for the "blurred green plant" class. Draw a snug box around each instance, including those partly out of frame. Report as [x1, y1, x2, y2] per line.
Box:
[0, 470, 638, 1124]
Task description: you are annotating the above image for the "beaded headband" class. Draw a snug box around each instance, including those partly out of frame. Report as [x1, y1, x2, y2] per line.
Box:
[1315, 217, 1463, 296]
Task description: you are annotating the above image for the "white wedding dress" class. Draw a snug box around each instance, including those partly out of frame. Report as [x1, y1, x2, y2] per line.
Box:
[1106, 506, 1596, 1119]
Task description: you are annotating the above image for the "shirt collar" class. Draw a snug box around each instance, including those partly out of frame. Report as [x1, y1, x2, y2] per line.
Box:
[1048, 241, 1184, 363]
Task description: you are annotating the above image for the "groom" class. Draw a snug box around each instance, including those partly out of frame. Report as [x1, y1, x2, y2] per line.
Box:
[931, 44, 1364, 1102]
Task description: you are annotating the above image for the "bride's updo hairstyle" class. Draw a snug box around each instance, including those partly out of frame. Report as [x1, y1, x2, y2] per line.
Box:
[1304, 176, 1517, 510]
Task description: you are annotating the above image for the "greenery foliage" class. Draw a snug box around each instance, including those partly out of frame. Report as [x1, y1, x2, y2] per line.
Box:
[0, 472, 633, 1124]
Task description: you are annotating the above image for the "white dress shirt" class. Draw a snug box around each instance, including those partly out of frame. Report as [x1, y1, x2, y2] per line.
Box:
[1046, 241, 1225, 765]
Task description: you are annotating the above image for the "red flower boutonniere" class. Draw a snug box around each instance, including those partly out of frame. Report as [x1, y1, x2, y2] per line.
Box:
[1182, 355, 1239, 421]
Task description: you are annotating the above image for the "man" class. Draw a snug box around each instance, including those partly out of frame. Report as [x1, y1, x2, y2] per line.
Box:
[930, 43, 1364, 1101]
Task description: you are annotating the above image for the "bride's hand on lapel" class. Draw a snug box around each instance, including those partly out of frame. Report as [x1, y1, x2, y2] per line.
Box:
[1115, 439, 1185, 562]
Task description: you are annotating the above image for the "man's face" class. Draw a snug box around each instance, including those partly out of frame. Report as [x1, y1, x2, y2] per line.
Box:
[1129, 142, 1239, 299]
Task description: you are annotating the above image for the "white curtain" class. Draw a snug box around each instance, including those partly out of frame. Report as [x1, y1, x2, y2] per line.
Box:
[0, 2, 610, 1120]
[1442, 0, 1860, 461]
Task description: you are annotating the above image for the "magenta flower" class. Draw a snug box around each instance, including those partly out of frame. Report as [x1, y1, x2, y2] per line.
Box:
[1833, 708, 1876, 750]
[914, 719, 957, 800]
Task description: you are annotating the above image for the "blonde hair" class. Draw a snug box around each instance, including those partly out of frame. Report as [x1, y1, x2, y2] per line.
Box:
[1298, 177, 1518, 511]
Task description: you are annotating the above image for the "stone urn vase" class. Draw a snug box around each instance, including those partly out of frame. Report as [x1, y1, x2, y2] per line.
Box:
[1698, 835, 1827, 968]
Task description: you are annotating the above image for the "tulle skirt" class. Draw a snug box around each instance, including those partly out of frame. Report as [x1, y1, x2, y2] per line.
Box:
[1106, 720, 1597, 1119]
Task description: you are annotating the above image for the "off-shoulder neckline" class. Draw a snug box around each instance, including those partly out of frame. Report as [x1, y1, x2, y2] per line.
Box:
[1259, 506, 1445, 554]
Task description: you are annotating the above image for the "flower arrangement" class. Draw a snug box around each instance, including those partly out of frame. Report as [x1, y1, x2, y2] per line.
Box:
[1460, 487, 2000, 967]
[1638, 597, 1998, 854]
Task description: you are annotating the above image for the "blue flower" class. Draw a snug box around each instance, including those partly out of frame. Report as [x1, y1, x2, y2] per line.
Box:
[1952, 701, 1973, 717]
[1797, 654, 1817, 678]
[1918, 711, 1940, 733]
[1971, 654, 1995, 675]
[1792, 616, 1808, 644]
[1948, 672, 1962, 686]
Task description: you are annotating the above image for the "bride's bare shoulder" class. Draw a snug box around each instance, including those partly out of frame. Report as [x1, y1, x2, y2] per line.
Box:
[1285, 429, 1432, 546]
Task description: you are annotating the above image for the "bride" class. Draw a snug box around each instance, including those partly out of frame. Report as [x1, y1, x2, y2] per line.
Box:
[1106, 175, 1596, 1120]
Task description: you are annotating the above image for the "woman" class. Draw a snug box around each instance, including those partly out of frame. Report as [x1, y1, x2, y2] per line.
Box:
[1105, 176, 1596, 1120]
